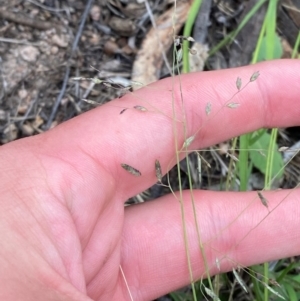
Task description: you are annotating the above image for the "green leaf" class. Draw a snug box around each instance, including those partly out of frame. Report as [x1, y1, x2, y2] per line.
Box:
[284, 283, 297, 301]
[169, 291, 186, 301]
[249, 131, 284, 179]
[257, 34, 283, 61]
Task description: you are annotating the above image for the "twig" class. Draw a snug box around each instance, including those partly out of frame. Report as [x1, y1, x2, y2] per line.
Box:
[45, 0, 94, 129]
[19, 94, 38, 127]
[0, 37, 40, 46]
[0, 8, 57, 30]
[26, 0, 67, 13]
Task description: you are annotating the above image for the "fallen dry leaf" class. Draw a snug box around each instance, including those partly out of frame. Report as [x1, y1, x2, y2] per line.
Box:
[132, 0, 192, 88]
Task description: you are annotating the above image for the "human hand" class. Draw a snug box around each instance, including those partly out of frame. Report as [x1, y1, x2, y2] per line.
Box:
[0, 60, 299, 301]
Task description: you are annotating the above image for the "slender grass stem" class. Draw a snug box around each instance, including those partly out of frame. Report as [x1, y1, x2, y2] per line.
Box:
[262, 2, 279, 299]
[185, 154, 214, 294]
[172, 3, 197, 298]
[182, 0, 202, 73]
[292, 32, 300, 59]
[239, 134, 250, 191]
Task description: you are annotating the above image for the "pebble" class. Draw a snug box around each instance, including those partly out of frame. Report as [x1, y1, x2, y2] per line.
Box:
[90, 5, 101, 21]
[52, 34, 69, 48]
[19, 46, 40, 62]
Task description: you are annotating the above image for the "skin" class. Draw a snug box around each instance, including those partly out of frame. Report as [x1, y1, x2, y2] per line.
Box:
[0, 59, 299, 301]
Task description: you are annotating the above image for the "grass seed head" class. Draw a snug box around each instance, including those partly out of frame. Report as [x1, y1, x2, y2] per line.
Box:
[121, 164, 141, 176]
[236, 77, 242, 90]
[155, 160, 162, 182]
[257, 191, 268, 208]
[176, 47, 183, 62]
[120, 108, 128, 114]
[133, 105, 147, 112]
[227, 102, 240, 109]
[250, 71, 260, 82]
[183, 135, 195, 148]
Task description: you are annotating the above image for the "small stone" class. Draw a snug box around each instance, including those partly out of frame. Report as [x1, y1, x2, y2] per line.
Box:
[89, 33, 100, 45]
[19, 46, 40, 62]
[90, 5, 101, 21]
[52, 34, 69, 48]
[122, 45, 134, 55]
[1, 123, 18, 143]
[18, 88, 28, 100]
[38, 41, 50, 54]
[17, 105, 29, 115]
[21, 124, 34, 136]
[50, 46, 59, 54]
[104, 40, 119, 55]
[0, 110, 6, 120]
[60, 97, 69, 106]
[108, 17, 136, 37]
[33, 115, 44, 128]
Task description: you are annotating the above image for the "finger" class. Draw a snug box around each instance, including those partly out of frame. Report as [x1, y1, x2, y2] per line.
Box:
[121, 188, 300, 301]
[38, 59, 300, 201]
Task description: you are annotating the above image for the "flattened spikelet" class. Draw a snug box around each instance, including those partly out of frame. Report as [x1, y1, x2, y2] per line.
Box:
[176, 47, 183, 62]
[227, 102, 240, 109]
[236, 77, 242, 90]
[120, 108, 128, 114]
[155, 160, 162, 182]
[258, 191, 268, 208]
[133, 105, 147, 112]
[250, 71, 260, 82]
[121, 164, 141, 177]
[183, 135, 195, 148]
[204, 286, 221, 301]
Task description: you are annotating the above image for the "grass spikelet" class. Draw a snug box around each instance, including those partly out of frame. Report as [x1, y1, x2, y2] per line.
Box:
[155, 160, 162, 183]
[121, 164, 141, 177]
[204, 286, 221, 301]
[133, 105, 147, 112]
[183, 135, 195, 148]
[250, 71, 260, 82]
[227, 102, 240, 109]
[236, 77, 242, 90]
[257, 191, 268, 208]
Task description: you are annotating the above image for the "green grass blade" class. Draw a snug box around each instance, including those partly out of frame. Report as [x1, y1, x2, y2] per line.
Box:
[182, 0, 202, 73]
[209, 0, 267, 57]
